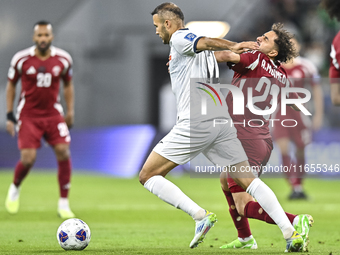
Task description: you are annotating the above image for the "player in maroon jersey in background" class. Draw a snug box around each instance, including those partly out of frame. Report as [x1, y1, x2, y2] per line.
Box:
[5, 21, 75, 219]
[215, 23, 313, 252]
[272, 37, 324, 200]
[321, 0, 340, 105]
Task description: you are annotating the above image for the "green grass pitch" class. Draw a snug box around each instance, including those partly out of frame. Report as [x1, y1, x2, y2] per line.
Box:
[0, 170, 339, 254]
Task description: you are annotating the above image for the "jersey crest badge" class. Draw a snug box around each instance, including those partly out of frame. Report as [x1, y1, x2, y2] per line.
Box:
[184, 33, 197, 42]
[52, 66, 61, 76]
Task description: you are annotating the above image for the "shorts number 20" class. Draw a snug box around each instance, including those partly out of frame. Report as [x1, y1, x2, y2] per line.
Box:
[57, 123, 69, 137]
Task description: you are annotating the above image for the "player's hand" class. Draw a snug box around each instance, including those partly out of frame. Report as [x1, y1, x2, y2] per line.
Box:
[64, 111, 74, 129]
[230, 41, 259, 54]
[6, 120, 15, 137]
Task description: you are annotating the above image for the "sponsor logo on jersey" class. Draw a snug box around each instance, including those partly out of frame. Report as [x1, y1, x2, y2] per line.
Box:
[26, 66, 36, 75]
[184, 33, 197, 42]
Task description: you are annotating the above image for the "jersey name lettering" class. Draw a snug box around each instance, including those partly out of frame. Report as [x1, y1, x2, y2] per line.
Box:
[261, 59, 287, 84]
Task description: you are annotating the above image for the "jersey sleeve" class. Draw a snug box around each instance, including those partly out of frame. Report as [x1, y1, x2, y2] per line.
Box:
[62, 64, 73, 82]
[7, 54, 22, 84]
[172, 31, 203, 56]
[330, 42, 340, 82]
[61, 56, 73, 82]
[230, 50, 262, 75]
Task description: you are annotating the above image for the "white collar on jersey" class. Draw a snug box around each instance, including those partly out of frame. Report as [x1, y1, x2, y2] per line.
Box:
[29, 45, 56, 56]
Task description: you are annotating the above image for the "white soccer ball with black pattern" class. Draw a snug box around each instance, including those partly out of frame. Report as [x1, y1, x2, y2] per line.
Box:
[57, 218, 91, 250]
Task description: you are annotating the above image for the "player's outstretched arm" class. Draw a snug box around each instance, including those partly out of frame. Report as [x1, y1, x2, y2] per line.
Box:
[330, 82, 340, 106]
[196, 37, 258, 53]
[214, 51, 240, 64]
[6, 80, 16, 137]
[63, 80, 75, 128]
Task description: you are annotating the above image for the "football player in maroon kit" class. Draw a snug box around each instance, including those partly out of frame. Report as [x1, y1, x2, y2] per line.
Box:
[273, 37, 323, 200]
[5, 21, 75, 219]
[322, 0, 340, 105]
[215, 23, 313, 252]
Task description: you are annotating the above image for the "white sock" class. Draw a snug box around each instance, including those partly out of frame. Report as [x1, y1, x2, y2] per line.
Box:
[238, 235, 253, 242]
[246, 178, 294, 239]
[58, 198, 70, 210]
[293, 185, 303, 192]
[8, 183, 20, 201]
[144, 175, 203, 219]
[193, 209, 207, 221]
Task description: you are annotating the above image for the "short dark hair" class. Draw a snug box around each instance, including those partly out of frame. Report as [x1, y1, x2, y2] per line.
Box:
[34, 20, 52, 29]
[321, 0, 340, 21]
[271, 23, 298, 63]
[151, 2, 184, 21]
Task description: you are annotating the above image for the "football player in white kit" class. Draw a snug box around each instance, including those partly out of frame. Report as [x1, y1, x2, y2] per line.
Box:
[139, 2, 304, 252]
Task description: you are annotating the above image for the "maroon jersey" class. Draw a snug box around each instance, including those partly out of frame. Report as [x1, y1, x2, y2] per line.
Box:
[226, 50, 296, 139]
[274, 56, 319, 122]
[330, 30, 340, 82]
[8, 46, 73, 118]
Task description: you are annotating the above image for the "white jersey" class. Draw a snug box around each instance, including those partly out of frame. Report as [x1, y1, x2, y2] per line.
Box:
[168, 28, 230, 122]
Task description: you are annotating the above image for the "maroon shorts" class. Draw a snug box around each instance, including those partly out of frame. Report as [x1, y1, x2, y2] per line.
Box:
[17, 115, 71, 149]
[227, 138, 273, 193]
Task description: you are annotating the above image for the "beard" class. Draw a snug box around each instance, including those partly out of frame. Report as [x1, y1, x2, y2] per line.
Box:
[36, 41, 51, 53]
[161, 27, 170, 44]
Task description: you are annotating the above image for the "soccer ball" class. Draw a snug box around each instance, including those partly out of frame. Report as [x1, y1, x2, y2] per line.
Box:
[57, 218, 91, 250]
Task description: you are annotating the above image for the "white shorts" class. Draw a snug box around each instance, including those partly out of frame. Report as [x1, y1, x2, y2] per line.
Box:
[153, 119, 248, 166]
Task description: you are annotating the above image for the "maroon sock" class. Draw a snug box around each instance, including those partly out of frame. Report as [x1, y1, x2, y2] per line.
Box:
[282, 155, 298, 187]
[222, 189, 252, 238]
[295, 156, 305, 186]
[13, 161, 31, 186]
[244, 201, 296, 224]
[58, 159, 72, 198]
[282, 154, 292, 179]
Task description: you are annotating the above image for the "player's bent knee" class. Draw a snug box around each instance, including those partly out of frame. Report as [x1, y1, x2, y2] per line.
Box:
[55, 149, 70, 161]
[21, 159, 35, 168]
[233, 194, 251, 216]
[54, 144, 70, 160]
[20, 155, 36, 168]
[139, 169, 149, 185]
[139, 165, 167, 185]
[139, 168, 160, 186]
[235, 204, 245, 217]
